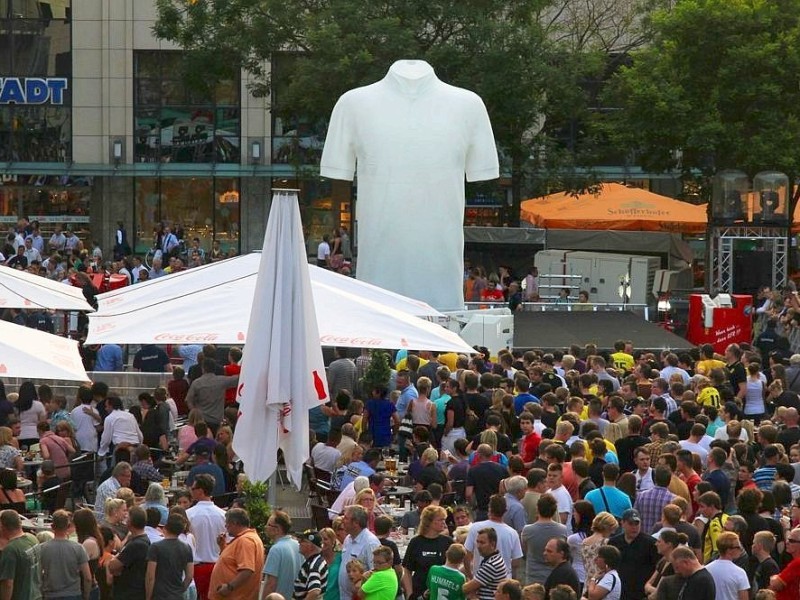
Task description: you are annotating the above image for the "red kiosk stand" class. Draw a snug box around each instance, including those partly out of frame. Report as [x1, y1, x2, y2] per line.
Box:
[685, 293, 753, 353]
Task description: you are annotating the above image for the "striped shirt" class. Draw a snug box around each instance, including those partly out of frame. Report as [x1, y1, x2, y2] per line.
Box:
[475, 551, 506, 600]
[295, 552, 328, 600]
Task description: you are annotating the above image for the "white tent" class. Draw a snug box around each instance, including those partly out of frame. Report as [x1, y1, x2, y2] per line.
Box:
[0, 320, 89, 381]
[0, 265, 95, 312]
[86, 253, 474, 353]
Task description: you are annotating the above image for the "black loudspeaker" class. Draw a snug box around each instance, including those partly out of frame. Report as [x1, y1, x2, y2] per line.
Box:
[733, 251, 772, 296]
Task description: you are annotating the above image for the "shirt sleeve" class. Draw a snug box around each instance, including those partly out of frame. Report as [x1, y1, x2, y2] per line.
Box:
[320, 93, 357, 181]
[464, 95, 499, 182]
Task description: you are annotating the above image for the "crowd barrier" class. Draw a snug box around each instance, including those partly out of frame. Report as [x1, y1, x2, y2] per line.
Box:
[3, 372, 172, 409]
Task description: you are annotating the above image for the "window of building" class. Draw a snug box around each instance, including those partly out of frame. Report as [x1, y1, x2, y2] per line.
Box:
[133, 51, 241, 164]
[0, 1, 72, 162]
[134, 177, 240, 256]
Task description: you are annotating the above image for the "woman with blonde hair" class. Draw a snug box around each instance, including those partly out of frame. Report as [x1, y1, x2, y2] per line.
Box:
[102, 498, 129, 545]
[409, 377, 437, 429]
[581, 511, 618, 583]
[0, 427, 22, 471]
[215, 424, 236, 462]
[115, 487, 136, 509]
[321, 526, 343, 600]
[468, 430, 509, 466]
[355, 488, 378, 532]
[402, 505, 451, 600]
[178, 409, 207, 452]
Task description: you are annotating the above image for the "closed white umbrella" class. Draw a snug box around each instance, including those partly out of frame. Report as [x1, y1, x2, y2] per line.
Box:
[0, 265, 94, 312]
[0, 320, 89, 381]
[86, 254, 474, 353]
[232, 190, 328, 487]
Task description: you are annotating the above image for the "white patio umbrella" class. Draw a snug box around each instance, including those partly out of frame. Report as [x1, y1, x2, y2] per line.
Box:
[0, 320, 89, 381]
[0, 265, 95, 312]
[86, 254, 474, 353]
[233, 190, 328, 488]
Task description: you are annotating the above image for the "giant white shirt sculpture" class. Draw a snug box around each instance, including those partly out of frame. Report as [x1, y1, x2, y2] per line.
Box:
[320, 59, 500, 311]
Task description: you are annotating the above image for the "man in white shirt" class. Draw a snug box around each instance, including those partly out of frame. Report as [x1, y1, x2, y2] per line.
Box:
[463, 494, 524, 578]
[311, 430, 343, 474]
[187, 473, 227, 600]
[547, 463, 573, 534]
[634, 447, 655, 493]
[338, 505, 381, 600]
[97, 396, 143, 457]
[679, 423, 710, 467]
[70, 386, 99, 453]
[704, 531, 750, 600]
[317, 235, 331, 268]
[94, 462, 131, 520]
[22, 237, 41, 264]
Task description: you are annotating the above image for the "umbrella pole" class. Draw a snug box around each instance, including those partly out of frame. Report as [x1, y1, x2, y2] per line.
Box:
[268, 471, 277, 507]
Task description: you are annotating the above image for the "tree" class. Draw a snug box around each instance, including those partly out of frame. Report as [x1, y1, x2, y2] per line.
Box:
[599, 0, 800, 185]
[360, 350, 391, 397]
[154, 0, 604, 224]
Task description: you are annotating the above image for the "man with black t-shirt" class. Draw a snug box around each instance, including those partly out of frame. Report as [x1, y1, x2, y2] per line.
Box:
[543, 538, 580, 599]
[607, 509, 659, 600]
[466, 445, 508, 521]
[725, 344, 748, 404]
[109, 506, 151, 600]
[133, 344, 171, 373]
[464, 372, 490, 433]
[671, 546, 715, 600]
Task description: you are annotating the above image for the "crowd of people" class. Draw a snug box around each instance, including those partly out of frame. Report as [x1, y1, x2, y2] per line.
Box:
[305, 342, 800, 600]
[1, 218, 235, 298]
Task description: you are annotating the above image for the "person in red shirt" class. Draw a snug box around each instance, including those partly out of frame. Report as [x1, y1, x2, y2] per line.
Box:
[223, 347, 242, 406]
[168, 366, 190, 416]
[737, 462, 758, 494]
[519, 411, 541, 469]
[676, 449, 702, 516]
[771, 527, 800, 600]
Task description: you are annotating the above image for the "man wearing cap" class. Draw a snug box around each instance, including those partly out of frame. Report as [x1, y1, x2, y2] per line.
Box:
[186, 448, 226, 497]
[295, 531, 329, 600]
[607, 508, 658, 600]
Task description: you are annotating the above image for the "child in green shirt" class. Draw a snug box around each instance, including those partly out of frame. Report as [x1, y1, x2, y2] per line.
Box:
[361, 546, 399, 600]
[426, 543, 467, 600]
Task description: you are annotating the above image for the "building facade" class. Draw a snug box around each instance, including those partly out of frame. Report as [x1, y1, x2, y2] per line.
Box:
[0, 0, 358, 257]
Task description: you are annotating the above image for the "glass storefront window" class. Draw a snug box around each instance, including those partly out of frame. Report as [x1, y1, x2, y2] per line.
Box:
[0, 174, 92, 246]
[134, 177, 240, 256]
[133, 50, 240, 164]
[273, 177, 352, 256]
[0, 2, 72, 162]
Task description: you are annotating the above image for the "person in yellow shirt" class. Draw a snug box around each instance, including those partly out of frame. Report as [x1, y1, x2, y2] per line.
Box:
[610, 340, 635, 374]
[695, 344, 726, 376]
[696, 378, 721, 408]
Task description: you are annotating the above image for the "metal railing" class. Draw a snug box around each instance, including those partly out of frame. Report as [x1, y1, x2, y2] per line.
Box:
[2, 372, 172, 408]
[464, 301, 651, 320]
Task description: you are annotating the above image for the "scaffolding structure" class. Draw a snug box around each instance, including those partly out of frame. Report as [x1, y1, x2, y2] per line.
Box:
[708, 225, 789, 292]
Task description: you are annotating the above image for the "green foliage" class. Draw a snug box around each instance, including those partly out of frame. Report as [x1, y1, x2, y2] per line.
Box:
[599, 0, 800, 178]
[360, 350, 392, 396]
[240, 479, 271, 546]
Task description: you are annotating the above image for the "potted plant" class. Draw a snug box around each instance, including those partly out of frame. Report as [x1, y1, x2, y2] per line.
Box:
[240, 479, 271, 546]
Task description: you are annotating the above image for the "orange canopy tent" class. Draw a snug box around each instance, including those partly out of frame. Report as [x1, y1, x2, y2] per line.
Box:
[520, 183, 708, 233]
